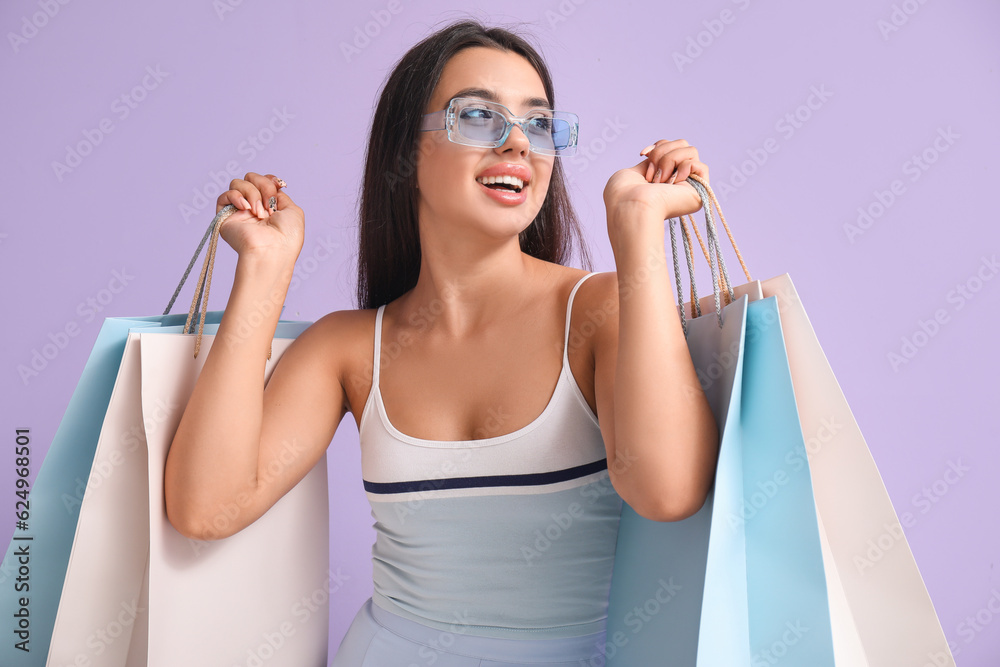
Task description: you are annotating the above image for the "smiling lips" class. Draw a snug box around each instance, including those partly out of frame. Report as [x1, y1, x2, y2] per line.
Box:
[475, 163, 532, 194]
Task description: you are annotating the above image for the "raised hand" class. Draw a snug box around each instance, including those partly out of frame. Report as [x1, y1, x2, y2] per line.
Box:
[602, 139, 708, 224]
[215, 172, 304, 267]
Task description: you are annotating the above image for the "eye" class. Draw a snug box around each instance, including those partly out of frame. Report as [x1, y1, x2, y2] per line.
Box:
[527, 116, 554, 132]
[461, 107, 496, 123]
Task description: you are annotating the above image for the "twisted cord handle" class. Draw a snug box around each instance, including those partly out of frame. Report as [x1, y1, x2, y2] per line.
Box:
[164, 198, 276, 359]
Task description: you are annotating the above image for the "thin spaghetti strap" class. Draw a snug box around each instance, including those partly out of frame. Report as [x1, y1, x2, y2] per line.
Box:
[563, 272, 600, 364]
[373, 305, 385, 386]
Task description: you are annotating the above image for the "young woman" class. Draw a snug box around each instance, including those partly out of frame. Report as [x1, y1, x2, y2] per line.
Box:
[164, 18, 717, 666]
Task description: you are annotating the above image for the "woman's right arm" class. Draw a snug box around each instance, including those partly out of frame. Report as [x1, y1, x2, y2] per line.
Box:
[164, 172, 348, 541]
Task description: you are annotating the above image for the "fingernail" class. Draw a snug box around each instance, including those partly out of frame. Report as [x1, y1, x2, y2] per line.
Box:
[241, 196, 251, 210]
[256, 201, 265, 218]
[653, 168, 662, 183]
[668, 172, 678, 184]
[640, 144, 655, 156]
[268, 196, 277, 212]
[275, 178, 287, 188]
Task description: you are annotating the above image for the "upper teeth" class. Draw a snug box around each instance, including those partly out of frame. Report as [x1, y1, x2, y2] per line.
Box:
[477, 175, 524, 189]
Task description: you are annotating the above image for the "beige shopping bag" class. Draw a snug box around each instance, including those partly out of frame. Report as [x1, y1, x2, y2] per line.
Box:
[139, 328, 329, 666]
[760, 273, 954, 667]
[46, 326, 330, 667]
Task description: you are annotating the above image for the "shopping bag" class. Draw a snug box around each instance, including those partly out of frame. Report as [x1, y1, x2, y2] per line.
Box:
[0, 311, 222, 667]
[685, 174, 955, 665]
[760, 274, 955, 666]
[0, 212, 230, 666]
[43, 202, 331, 666]
[45, 320, 329, 667]
[142, 325, 329, 666]
[741, 295, 834, 663]
[606, 179, 836, 665]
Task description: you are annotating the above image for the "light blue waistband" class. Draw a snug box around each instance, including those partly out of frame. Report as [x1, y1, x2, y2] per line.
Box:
[369, 597, 610, 662]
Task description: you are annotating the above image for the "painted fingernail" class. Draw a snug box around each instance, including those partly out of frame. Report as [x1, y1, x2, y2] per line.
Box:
[268, 196, 277, 212]
[256, 201, 266, 218]
[653, 168, 662, 183]
[275, 178, 286, 188]
[640, 144, 655, 156]
[240, 196, 251, 210]
[668, 172, 678, 185]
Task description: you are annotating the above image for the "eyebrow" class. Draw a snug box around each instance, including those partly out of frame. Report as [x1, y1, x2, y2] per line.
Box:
[448, 87, 552, 111]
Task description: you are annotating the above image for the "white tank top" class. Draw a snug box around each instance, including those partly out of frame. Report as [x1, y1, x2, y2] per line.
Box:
[357, 271, 624, 639]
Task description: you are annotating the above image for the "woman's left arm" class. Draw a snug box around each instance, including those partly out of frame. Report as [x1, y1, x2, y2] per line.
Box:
[594, 139, 719, 522]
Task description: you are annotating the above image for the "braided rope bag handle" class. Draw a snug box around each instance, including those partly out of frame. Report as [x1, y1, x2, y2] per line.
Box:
[163, 198, 276, 359]
[667, 174, 754, 337]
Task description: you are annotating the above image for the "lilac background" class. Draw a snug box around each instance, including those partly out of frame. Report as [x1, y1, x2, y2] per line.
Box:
[2, 0, 998, 663]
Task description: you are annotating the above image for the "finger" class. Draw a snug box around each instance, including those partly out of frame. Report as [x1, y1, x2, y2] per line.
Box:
[651, 146, 700, 183]
[639, 138, 689, 158]
[216, 181, 256, 214]
[668, 157, 693, 185]
[244, 172, 279, 219]
[662, 146, 699, 177]
[265, 173, 287, 190]
[674, 157, 707, 185]
[688, 160, 709, 184]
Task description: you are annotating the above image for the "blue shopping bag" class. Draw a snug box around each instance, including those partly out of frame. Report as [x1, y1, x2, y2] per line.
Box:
[742, 296, 834, 664]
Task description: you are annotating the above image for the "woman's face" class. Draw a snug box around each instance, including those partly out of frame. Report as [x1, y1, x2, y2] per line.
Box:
[415, 47, 556, 242]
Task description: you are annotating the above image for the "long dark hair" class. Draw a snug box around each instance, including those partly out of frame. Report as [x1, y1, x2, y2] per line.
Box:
[354, 18, 595, 310]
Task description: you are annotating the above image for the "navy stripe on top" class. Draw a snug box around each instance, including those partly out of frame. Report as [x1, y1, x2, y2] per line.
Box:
[363, 457, 608, 495]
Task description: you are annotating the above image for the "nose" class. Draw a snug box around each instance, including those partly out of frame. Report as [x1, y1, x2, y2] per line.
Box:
[498, 122, 531, 156]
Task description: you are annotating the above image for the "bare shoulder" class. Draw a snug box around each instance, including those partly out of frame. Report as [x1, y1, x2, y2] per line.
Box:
[276, 308, 375, 411]
[572, 270, 619, 324]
